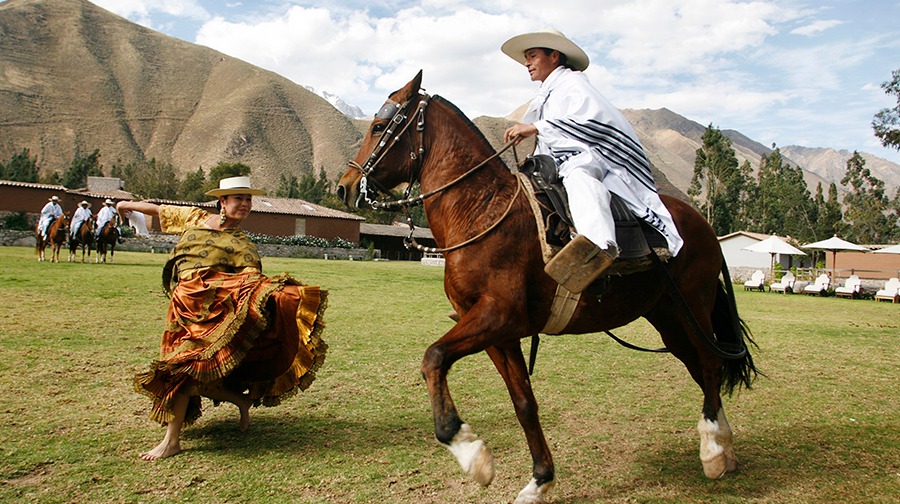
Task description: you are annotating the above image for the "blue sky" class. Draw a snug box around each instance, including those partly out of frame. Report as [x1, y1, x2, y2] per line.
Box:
[89, 0, 900, 163]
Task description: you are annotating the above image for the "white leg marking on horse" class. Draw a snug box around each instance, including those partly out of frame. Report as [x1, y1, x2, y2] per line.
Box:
[515, 478, 555, 504]
[698, 407, 738, 478]
[447, 423, 495, 486]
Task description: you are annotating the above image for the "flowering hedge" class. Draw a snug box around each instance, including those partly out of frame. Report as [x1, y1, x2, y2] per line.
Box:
[246, 232, 355, 249]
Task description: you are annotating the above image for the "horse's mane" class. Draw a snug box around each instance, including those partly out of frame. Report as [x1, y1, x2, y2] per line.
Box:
[432, 95, 508, 171]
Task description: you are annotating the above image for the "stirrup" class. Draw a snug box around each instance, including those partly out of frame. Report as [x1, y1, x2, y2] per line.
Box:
[544, 235, 618, 293]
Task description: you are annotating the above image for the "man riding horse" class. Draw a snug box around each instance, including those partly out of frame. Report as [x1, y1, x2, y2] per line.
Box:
[70, 200, 92, 240]
[96, 198, 122, 243]
[502, 29, 683, 292]
[38, 195, 63, 241]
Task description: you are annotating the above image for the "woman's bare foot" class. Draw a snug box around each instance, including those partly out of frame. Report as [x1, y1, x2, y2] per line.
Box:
[140, 439, 181, 461]
[239, 397, 251, 432]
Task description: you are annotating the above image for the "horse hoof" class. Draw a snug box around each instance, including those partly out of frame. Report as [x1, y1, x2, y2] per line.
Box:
[515, 478, 554, 504]
[698, 409, 738, 479]
[447, 423, 495, 486]
[470, 443, 495, 486]
[702, 452, 738, 478]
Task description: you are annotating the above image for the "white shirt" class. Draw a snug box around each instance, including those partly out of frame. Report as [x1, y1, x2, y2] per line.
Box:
[71, 207, 92, 235]
[40, 201, 63, 220]
[523, 66, 683, 255]
[39, 201, 63, 232]
[96, 205, 117, 229]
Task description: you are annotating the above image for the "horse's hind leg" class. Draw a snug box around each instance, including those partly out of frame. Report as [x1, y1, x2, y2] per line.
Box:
[646, 302, 738, 479]
[485, 343, 555, 504]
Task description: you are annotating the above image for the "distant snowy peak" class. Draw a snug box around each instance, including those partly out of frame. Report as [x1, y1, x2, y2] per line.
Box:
[304, 86, 367, 119]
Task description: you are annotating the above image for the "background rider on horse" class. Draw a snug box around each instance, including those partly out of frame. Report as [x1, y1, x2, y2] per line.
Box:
[38, 195, 63, 240]
[70, 200, 92, 240]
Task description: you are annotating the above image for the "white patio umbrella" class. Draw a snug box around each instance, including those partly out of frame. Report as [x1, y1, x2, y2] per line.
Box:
[802, 235, 869, 280]
[873, 243, 900, 254]
[742, 236, 806, 282]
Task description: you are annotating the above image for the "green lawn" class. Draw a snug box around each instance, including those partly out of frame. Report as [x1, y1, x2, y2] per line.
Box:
[0, 246, 897, 503]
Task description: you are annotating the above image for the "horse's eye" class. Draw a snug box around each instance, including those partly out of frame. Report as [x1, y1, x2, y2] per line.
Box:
[372, 122, 386, 135]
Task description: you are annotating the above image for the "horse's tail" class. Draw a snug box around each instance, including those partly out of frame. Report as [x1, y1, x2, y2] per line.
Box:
[712, 259, 760, 395]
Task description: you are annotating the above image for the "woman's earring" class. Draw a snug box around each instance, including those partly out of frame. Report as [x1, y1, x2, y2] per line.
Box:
[219, 206, 227, 226]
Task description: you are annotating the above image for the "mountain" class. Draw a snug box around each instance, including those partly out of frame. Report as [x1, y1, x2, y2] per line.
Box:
[304, 86, 366, 119]
[1, 0, 897, 201]
[0, 0, 362, 191]
[779, 146, 900, 195]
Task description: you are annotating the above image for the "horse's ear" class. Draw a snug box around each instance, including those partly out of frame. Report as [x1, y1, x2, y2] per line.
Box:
[395, 70, 423, 102]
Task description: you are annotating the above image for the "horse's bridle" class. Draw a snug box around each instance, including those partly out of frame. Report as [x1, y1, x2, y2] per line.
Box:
[347, 93, 429, 209]
[346, 92, 521, 253]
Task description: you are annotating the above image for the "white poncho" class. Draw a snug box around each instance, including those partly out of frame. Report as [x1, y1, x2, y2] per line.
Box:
[524, 66, 683, 256]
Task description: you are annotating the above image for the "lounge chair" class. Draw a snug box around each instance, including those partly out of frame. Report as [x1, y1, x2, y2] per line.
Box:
[803, 274, 831, 296]
[874, 277, 900, 303]
[743, 270, 766, 291]
[770, 271, 796, 294]
[834, 275, 862, 299]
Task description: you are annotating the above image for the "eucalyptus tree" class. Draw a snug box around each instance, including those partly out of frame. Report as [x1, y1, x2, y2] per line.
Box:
[688, 124, 743, 235]
[840, 151, 890, 243]
[0, 148, 39, 183]
[873, 68, 900, 151]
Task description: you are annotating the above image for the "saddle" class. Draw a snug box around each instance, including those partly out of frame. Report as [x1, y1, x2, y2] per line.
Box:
[521, 155, 669, 275]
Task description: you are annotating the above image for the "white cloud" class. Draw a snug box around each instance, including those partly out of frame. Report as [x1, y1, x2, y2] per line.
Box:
[790, 19, 844, 37]
[84, 0, 900, 163]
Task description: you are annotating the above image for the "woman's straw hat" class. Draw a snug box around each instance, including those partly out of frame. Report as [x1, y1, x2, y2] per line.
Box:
[206, 176, 266, 197]
[501, 29, 590, 71]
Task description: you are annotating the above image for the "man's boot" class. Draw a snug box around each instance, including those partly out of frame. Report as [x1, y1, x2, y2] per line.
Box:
[544, 234, 618, 293]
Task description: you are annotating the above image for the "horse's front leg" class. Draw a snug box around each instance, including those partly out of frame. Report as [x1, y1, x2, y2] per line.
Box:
[421, 316, 497, 487]
[485, 343, 555, 504]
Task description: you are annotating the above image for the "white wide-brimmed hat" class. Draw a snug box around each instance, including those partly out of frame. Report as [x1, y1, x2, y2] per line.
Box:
[49, 195, 60, 202]
[501, 28, 590, 71]
[79, 200, 91, 208]
[104, 198, 115, 205]
[206, 176, 266, 197]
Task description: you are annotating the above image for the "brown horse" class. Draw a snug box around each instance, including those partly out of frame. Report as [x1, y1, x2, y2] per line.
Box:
[68, 215, 96, 263]
[337, 72, 758, 503]
[96, 218, 119, 264]
[36, 213, 70, 262]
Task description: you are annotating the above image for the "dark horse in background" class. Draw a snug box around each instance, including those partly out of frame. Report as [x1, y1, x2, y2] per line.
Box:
[36, 213, 70, 263]
[337, 72, 758, 503]
[68, 215, 96, 263]
[96, 217, 119, 264]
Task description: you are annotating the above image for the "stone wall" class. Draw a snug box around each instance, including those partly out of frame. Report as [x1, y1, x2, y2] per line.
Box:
[0, 230, 373, 260]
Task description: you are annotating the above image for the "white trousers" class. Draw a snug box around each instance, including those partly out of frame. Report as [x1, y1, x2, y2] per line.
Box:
[561, 166, 616, 250]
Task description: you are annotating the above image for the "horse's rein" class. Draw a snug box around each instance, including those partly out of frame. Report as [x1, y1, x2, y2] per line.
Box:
[348, 92, 525, 254]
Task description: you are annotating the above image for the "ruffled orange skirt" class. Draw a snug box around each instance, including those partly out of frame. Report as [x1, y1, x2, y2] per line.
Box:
[134, 269, 327, 425]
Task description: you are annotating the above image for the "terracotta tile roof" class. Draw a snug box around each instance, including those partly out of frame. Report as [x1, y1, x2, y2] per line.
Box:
[0, 179, 66, 190]
[250, 196, 364, 220]
[0, 178, 134, 200]
[68, 188, 137, 200]
[144, 196, 364, 221]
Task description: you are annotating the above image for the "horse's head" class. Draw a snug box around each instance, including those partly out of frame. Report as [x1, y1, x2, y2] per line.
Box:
[337, 70, 426, 208]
